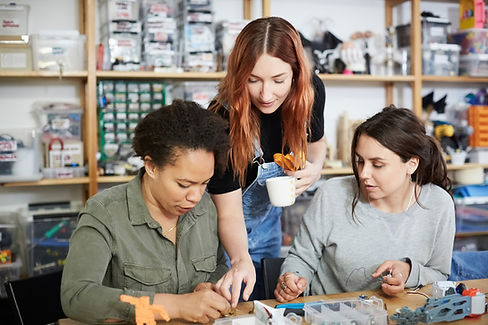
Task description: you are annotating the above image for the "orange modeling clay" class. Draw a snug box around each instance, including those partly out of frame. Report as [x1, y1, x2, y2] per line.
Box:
[120, 294, 170, 325]
[273, 153, 304, 171]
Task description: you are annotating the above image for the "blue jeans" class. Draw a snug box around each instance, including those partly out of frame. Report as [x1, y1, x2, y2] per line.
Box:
[242, 161, 284, 300]
[448, 250, 488, 281]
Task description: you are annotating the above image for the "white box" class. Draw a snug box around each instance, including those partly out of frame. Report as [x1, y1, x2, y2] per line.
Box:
[0, 3, 29, 36]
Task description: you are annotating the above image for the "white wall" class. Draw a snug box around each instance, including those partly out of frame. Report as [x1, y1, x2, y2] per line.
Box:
[0, 0, 481, 210]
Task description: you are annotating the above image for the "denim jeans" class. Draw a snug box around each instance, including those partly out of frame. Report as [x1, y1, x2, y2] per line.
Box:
[448, 250, 488, 281]
[242, 160, 285, 300]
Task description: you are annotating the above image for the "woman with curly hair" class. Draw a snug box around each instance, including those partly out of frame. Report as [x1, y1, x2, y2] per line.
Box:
[62, 100, 232, 323]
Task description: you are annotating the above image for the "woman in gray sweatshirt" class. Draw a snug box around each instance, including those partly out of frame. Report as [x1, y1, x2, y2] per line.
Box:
[276, 105, 455, 301]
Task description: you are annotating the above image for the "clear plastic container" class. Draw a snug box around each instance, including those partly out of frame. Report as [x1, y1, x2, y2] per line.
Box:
[459, 53, 488, 76]
[0, 128, 42, 183]
[33, 102, 83, 143]
[422, 43, 460, 76]
[0, 3, 29, 36]
[0, 35, 32, 71]
[304, 297, 388, 325]
[0, 258, 22, 298]
[31, 31, 86, 71]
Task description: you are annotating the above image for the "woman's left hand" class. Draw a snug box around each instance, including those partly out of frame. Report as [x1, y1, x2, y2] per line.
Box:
[286, 160, 323, 196]
[372, 260, 411, 296]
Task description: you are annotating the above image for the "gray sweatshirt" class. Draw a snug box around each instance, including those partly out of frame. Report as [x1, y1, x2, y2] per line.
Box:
[281, 175, 455, 295]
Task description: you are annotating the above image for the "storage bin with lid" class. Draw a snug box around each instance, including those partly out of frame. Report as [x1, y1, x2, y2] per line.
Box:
[31, 30, 86, 71]
[0, 35, 31, 70]
[460, 53, 488, 76]
[422, 43, 460, 76]
[0, 128, 42, 183]
[0, 3, 29, 36]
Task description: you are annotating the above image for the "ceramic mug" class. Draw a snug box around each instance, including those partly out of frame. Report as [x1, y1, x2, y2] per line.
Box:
[266, 176, 296, 207]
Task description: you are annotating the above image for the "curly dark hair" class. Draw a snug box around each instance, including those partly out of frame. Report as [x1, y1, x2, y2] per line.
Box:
[133, 100, 230, 174]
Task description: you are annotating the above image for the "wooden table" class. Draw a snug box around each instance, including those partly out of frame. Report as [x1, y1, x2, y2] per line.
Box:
[59, 278, 488, 324]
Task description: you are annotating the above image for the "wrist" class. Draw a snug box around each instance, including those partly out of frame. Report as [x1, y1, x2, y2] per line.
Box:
[230, 253, 253, 266]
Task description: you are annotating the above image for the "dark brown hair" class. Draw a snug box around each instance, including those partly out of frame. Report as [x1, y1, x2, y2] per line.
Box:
[350, 105, 451, 217]
[133, 100, 230, 174]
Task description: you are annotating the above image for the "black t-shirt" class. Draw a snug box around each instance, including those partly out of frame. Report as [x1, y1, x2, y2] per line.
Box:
[207, 73, 326, 194]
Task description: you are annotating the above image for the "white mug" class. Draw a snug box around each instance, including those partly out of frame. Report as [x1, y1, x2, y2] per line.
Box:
[266, 176, 296, 207]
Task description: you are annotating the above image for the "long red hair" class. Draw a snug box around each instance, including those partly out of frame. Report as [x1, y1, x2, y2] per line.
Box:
[210, 17, 314, 186]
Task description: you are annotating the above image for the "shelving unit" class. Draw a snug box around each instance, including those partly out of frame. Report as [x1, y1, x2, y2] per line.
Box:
[1, 0, 487, 204]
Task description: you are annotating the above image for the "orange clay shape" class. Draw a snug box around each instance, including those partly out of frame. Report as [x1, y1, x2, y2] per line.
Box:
[273, 152, 305, 171]
[120, 294, 170, 325]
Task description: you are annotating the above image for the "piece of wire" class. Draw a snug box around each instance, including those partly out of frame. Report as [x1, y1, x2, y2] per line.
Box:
[406, 289, 430, 299]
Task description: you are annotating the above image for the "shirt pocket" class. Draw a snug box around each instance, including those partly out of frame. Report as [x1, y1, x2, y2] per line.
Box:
[191, 254, 217, 283]
[123, 263, 172, 292]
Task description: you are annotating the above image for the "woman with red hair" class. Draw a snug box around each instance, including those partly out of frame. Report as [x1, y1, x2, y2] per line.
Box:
[208, 16, 326, 303]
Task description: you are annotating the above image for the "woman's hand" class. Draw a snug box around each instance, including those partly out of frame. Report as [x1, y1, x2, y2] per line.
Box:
[274, 272, 308, 303]
[286, 159, 323, 196]
[372, 260, 411, 296]
[165, 289, 231, 323]
[215, 256, 256, 308]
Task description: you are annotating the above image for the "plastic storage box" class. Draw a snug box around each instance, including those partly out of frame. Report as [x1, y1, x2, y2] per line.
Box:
[459, 53, 488, 76]
[449, 28, 488, 55]
[422, 43, 460, 76]
[0, 35, 32, 71]
[396, 17, 451, 47]
[34, 102, 83, 144]
[0, 3, 29, 36]
[468, 105, 488, 147]
[0, 258, 22, 298]
[0, 128, 42, 183]
[304, 297, 388, 325]
[31, 31, 86, 71]
[29, 211, 78, 276]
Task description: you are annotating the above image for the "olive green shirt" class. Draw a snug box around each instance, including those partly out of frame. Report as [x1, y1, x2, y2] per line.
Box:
[61, 171, 228, 324]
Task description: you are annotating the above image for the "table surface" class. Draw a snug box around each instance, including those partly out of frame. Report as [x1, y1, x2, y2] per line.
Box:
[59, 278, 488, 324]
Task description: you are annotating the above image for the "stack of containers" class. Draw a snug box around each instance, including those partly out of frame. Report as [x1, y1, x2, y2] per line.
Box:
[141, 0, 179, 71]
[215, 20, 248, 71]
[449, 0, 488, 77]
[98, 80, 164, 174]
[99, 0, 142, 71]
[177, 0, 215, 72]
[396, 15, 460, 76]
[34, 102, 84, 179]
[0, 3, 31, 71]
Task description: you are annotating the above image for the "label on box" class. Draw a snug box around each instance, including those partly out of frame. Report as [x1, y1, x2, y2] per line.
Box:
[0, 152, 16, 162]
[0, 52, 27, 68]
[1, 18, 20, 30]
[0, 139, 16, 152]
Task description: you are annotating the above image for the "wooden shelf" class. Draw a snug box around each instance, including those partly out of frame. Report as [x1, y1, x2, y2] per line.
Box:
[98, 175, 135, 183]
[318, 74, 414, 83]
[96, 71, 226, 80]
[422, 75, 488, 83]
[455, 231, 488, 238]
[1, 177, 90, 187]
[321, 163, 488, 176]
[447, 163, 488, 171]
[0, 70, 88, 78]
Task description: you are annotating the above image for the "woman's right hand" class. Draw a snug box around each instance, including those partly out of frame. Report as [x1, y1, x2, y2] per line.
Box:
[166, 289, 231, 323]
[215, 256, 256, 307]
[274, 272, 307, 302]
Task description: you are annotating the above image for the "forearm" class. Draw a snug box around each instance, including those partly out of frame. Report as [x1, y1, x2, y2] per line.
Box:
[153, 293, 183, 320]
[211, 190, 252, 265]
[218, 214, 251, 264]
